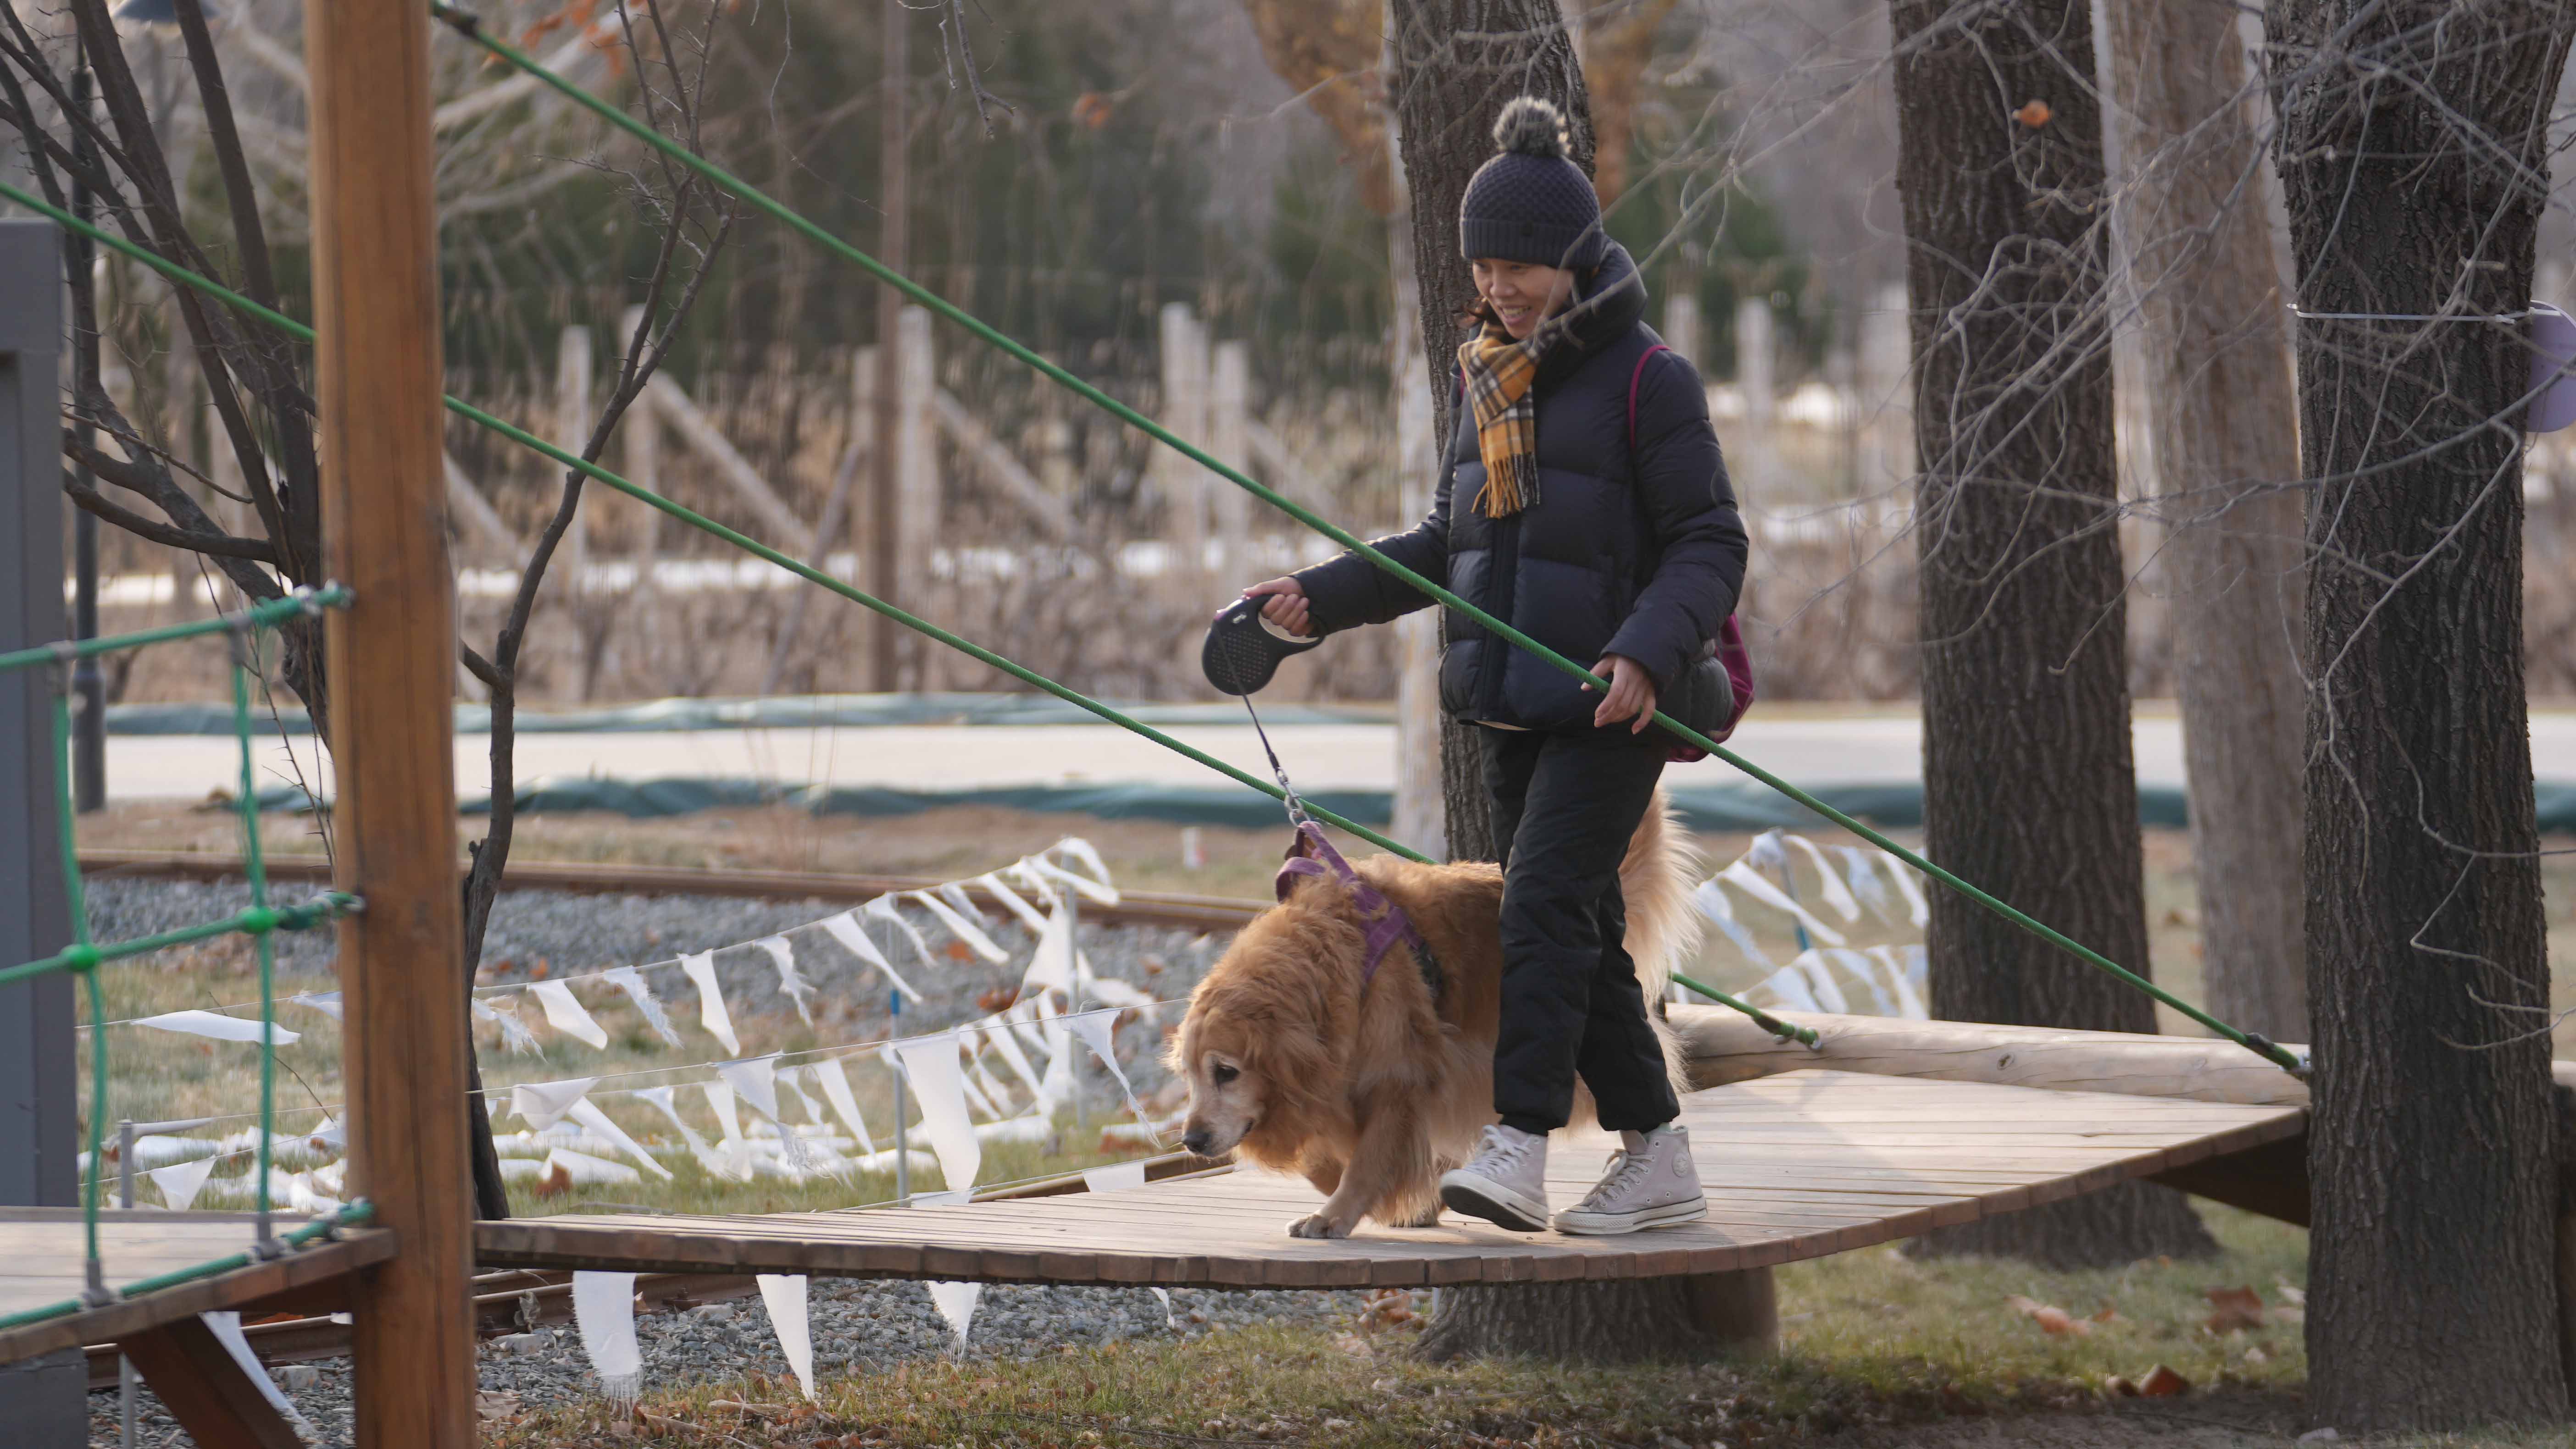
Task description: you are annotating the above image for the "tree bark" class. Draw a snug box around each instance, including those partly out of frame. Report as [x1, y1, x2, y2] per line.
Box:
[2265, 0, 2572, 1428]
[2102, 0, 2309, 1042]
[1385, 0, 1773, 1360]
[1886, 0, 2214, 1267]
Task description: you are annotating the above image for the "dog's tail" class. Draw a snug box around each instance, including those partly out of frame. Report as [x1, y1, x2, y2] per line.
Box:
[1618, 788, 1704, 1099]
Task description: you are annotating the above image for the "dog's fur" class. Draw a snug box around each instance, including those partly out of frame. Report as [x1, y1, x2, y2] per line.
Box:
[1168, 794, 1702, 1239]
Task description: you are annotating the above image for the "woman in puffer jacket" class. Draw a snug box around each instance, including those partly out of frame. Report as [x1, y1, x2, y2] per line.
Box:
[1237, 96, 1748, 1237]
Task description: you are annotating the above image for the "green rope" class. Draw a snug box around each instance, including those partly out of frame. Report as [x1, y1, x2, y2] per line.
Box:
[48, 686, 105, 1284]
[231, 636, 278, 1231]
[0, 896, 360, 988]
[416, 11, 2298, 1076]
[0, 585, 349, 675]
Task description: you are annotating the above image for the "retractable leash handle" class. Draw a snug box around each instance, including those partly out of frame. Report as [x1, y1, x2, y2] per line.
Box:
[1202, 594, 1323, 697]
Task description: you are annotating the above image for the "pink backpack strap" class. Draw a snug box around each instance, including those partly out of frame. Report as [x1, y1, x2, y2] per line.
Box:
[1627, 342, 1671, 451]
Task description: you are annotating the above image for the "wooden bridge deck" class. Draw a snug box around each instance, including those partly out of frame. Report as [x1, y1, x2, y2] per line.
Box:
[0, 1210, 395, 1363]
[477, 1070, 2305, 1289]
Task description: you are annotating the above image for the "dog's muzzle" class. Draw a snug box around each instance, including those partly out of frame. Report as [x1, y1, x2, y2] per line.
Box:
[1181, 1127, 1216, 1156]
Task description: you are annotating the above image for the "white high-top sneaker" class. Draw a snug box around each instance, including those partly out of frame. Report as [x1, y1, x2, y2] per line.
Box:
[1549, 1123, 1708, 1235]
[1438, 1123, 1551, 1232]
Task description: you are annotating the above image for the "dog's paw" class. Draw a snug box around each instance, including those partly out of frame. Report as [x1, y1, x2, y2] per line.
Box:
[1285, 1212, 1351, 1239]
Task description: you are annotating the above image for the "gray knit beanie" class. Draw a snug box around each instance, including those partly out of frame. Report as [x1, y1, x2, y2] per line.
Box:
[1457, 97, 1604, 271]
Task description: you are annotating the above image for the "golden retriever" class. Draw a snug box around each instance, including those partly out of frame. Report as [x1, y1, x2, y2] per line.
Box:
[1168, 794, 1700, 1238]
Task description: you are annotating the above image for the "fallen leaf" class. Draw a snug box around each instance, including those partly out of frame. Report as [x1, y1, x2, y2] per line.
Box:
[2015, 99, 2053, 127]
[530, 1161, 573, 1199]
[2274, 1280, 2307, 1307]
[1072, 93, 1115, 129]
[945, 940, 977, 962]
[976, 986, 1019, 1013]
[2204, 1285, 2267, 1333]
[2138, 1365, 2190, 1398]
[2104, 1376, 2140, 1398]
[2032, 1306, 2090, 1337]
[2091, 1306, 2122, 1324]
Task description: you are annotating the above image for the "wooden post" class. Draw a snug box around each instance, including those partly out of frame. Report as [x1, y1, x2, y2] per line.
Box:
[306, 1, 474, 1445]
[1683, 1267, 1777, 1358]
[871, 0, 910, 692]
[1207, 340, 1250, 564]
[1156, 302, 1209, 574]
[896, 306, 939, 686]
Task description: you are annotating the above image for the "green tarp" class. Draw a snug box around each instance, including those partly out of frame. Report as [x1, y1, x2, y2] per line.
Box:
[111, 692, 1389, 736]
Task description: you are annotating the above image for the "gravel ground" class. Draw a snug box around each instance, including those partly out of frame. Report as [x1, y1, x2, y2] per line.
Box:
[85, 1281, 1376, 1446]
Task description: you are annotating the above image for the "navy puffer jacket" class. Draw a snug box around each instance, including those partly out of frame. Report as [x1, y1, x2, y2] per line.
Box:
[1294, 243, 1748, 732]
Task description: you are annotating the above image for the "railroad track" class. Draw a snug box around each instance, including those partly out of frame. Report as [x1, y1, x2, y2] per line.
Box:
[77, 849, 1266, 932]
[84, 1152, 1231, 1386]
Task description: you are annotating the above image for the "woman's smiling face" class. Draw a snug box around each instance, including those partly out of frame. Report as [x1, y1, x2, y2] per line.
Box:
[1471, 257, 1577, 340]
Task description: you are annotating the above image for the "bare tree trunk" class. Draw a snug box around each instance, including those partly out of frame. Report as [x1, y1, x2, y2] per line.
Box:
[1386, 0, 1771, 1359]
[2102, 0, 2308, 1042]
[2265, 0, 2572, 1428]
[1886, 0, 2214, 1267]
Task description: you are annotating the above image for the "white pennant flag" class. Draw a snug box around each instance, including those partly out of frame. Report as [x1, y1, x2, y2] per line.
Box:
[1790, 950, 1851, 1014]
[716, 1055, 784, 1124]
[202, 1313, 319, 1437]
[1691, 880, 1773, 968]
[808, 1058, 876, 1156]
[1082, 1160, 1149, 1194]
[924, 1280, 982, 1352]
[757, 1274, 816, 1401]
[526, 981, 609, 1050]
[1022, 900, 1076, 997]
[820, 911, 922, 1004]
[678, 951, 741, 1056]
[132, 1011, 300, 1046]
[572, 1271, 642, 1404]
[865, 895, 938, 966]
[1754, 963, 1822, 1012]
[1882, 852, 1931, 926]
[1060, 1008, 1153, 1132]
[1836, 846, 1901, 924]
[1828, 946, 1899, 1016]
[473, 994, 542, 1055]
[1041, 838, 1120, 902]
[289, 992, 342, 1021]
[971, 873, 1051, 933]
[888, 1030, 982, 1194]
[511, 1077, 599, 1132]
[703, 1080, 748, 1158]
[638, 1085, 742, 1182]
[780, 1065, 830, 1127]
[566, 1098, 673, 1181]
[1718, 860, 1849, 946]
[604, 966, 682, 1046]
[974, 1015, 1047, 1100]
[905, 891, 1008, 963]
[754, 936, 816, 1025]
[1782, 835, 1863, 922]
[149, 1154, 220, 1211]
[956, 1068, 1001, 1123]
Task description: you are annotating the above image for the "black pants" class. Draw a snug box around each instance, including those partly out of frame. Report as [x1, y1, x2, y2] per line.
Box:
[1482, 725, 1682, 1136]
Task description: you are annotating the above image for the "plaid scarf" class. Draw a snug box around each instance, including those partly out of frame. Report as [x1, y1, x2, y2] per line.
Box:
[1455, 313, 1570, 519]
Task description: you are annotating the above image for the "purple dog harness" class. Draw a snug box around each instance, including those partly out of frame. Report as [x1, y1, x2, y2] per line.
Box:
[1273, 819, 1441, 993]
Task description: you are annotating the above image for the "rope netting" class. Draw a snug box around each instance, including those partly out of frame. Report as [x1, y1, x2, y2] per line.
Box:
[0, 0, 2304, 1109]
[0, 588, 370, 1334]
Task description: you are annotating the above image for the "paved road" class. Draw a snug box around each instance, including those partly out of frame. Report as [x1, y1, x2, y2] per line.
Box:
[101, 708, 2576, 803]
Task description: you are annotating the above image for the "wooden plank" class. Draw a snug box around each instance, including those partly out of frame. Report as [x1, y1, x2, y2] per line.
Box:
[122, 1314, 304, 1449]
[307, 1, 474, 1445]
[468, 1070, 2307, 1289]
[647, 375, 815, 551]
[0, 1228, 395, 1365]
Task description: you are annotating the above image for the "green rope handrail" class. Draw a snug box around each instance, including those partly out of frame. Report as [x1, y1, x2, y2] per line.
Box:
[416, 8, 2298, 1077]
[0, 584, 350, 675]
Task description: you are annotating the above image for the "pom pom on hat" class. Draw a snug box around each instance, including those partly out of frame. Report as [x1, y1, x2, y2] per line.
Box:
[1458, 95, 1603, 269]
[1492, 96, 1571, 160]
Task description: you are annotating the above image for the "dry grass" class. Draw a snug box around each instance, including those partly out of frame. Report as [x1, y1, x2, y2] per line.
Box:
[468, 1205, 2365, 1449]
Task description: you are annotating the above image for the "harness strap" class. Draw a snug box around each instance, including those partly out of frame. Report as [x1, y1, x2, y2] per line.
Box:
[1273, 820, 1441, 995]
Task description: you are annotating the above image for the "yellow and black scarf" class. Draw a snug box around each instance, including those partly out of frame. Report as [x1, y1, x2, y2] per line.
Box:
[1455, 314, 1570, 519]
